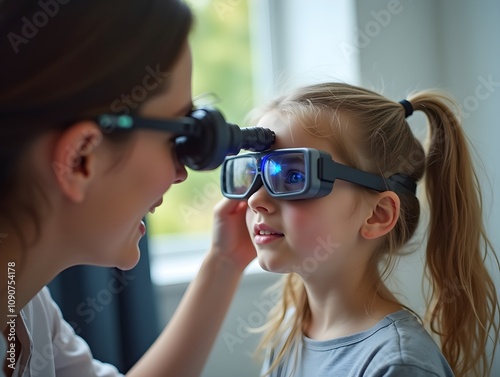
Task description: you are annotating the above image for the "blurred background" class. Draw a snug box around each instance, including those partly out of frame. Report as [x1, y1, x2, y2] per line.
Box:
[147, 1, 500, 376]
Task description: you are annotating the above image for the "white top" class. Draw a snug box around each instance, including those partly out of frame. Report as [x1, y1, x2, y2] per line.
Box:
[1, 287, 123, 377]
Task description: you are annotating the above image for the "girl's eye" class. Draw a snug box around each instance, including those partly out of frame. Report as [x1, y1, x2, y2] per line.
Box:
[285, 170, 305, 184]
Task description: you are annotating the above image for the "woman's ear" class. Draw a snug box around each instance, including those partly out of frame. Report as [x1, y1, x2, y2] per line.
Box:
[51, 121, 103, 203]
[360, 191, 400, 240]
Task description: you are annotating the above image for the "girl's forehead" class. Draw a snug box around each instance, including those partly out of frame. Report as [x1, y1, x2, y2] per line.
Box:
[256, 112, 334, 152]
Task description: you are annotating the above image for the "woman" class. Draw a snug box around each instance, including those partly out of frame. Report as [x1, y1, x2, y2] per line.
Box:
[1, 0, 255, 376]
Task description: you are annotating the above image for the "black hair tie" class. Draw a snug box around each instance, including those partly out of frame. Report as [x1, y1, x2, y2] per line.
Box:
[398, 99, 413, 118]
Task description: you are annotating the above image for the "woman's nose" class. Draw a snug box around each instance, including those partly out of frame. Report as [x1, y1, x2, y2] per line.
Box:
[171, 148, 188, 184]
[247, 185, 277, 214]
[173, 162, 188, 184]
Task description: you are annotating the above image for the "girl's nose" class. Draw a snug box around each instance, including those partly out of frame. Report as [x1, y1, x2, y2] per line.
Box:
[247, 185, 277, 214]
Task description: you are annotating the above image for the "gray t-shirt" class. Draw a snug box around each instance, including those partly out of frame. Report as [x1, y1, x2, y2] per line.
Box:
[261, 310, 454, 377]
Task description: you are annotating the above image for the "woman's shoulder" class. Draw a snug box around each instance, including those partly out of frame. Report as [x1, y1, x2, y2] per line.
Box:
[21, 286, 62, 330]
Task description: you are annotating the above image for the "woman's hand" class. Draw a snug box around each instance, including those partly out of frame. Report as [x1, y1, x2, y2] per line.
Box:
[209, 198, 256, 272]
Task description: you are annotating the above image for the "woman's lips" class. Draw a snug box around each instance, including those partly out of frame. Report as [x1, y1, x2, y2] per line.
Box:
[139, 220, 146, 236]
[149, 198, 163, 214]
[139, 198, 162, 237]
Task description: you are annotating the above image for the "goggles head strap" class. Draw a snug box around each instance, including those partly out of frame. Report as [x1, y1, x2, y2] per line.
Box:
[386, 174, 417, 195]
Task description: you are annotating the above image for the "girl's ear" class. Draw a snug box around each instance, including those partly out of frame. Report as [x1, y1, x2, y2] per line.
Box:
[360, 191, 400, 240]
[51, 121, 103, 203]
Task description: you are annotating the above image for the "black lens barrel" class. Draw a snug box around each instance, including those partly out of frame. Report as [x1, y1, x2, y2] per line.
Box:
[176, 107, 275, 171]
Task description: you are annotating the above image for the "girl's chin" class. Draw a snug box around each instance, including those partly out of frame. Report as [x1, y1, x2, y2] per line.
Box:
[256, 255, 292, 274]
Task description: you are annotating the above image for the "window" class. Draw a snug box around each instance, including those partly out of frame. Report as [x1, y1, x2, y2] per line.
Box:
[147, 0, 259, 285]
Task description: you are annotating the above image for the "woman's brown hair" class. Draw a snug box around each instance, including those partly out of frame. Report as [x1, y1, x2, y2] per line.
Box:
[0, 0, 192, 238]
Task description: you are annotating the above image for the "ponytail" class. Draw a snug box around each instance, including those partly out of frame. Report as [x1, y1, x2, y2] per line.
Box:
[410, 91, 499, 377]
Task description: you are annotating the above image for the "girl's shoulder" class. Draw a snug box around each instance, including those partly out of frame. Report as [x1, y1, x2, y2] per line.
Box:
[347, 310, 446, 362]
[365, 310, 454, 376]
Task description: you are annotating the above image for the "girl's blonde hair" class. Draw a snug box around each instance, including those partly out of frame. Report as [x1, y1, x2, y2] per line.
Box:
[252, 82, 499, 377]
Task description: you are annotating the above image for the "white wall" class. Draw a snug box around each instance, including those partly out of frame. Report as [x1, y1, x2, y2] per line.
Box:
[155, 1, 500, 375]
[355, 1, 500, 374]
[250, 0, 360, 101]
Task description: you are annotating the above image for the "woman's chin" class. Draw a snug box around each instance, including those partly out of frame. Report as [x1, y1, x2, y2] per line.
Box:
[112, 246, 141, 271]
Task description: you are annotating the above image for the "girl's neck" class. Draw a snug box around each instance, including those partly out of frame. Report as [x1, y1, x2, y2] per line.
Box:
[301, 270, 402, 341]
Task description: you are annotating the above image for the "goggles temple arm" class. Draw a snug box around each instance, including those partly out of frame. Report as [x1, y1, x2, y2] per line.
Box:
[319, 159, 391, 192]
[96, 114, 199, 136]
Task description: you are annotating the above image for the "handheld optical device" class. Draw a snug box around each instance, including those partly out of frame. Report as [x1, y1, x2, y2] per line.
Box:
[97, 107, 275, 171]
[176, 107, 275, 170]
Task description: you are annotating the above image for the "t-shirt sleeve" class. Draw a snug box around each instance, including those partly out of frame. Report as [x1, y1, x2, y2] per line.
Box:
[40, 287, 125, 377]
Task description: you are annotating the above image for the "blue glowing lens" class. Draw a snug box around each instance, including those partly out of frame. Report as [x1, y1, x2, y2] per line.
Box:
[264, 152, 306, 194]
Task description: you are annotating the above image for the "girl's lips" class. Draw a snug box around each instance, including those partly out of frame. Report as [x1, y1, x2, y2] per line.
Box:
[253, 223, 284, 244]
[254, 233, 283, 245]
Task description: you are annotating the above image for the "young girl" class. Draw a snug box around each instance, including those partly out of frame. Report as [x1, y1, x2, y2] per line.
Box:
[221, 82, 499, 376]
[1, 0, 255, 376]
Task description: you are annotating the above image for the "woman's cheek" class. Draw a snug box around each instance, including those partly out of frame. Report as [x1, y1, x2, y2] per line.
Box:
[149, 153, 177, 196]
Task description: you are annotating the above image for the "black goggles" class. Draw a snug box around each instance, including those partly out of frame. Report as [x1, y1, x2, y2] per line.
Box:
[221, 148, 417, 200]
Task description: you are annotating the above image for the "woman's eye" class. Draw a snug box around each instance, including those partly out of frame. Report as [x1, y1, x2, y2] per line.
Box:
[168, 137, 177, 150]
[285, 170, 305, 184]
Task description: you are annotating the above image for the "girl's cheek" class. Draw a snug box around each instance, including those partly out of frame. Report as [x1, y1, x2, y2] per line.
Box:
[246, 207, 255, 235]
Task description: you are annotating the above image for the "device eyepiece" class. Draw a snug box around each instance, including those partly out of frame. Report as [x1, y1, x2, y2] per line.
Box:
[176, 107, 275, 171]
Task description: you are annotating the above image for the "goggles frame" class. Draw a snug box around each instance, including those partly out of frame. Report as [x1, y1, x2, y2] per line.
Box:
[95, 107, 275, 171]
[221, 148, 416, 200]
